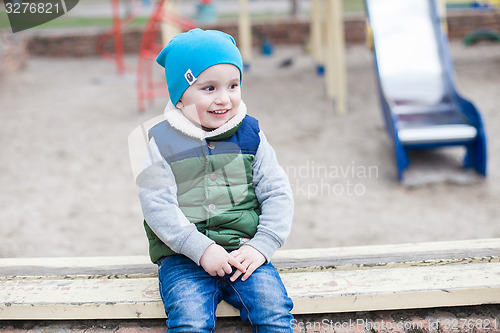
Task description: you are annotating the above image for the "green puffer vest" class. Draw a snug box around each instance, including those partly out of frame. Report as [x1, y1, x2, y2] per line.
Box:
[144, 115, 262, 263]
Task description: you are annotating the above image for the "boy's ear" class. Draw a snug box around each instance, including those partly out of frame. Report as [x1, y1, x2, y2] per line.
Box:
[176, 100, 184, 109]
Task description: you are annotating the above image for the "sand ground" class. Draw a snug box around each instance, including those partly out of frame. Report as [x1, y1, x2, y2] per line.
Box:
[1, 41, 499, 258]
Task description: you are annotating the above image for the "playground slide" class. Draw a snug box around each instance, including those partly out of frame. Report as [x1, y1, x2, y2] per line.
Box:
[364, 0, 487, 181]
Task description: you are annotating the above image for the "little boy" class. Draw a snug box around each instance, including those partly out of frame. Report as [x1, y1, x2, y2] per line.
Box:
[138, 28, 294, 332]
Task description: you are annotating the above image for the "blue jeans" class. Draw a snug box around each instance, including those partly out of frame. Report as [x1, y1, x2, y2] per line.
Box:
[157, 255, 294, 333]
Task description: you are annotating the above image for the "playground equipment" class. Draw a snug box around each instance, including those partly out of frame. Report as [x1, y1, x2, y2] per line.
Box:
[464, 28, 500, 44]
[97, 0, 208, 111]
[97, 0, 347, 112]
[135, 0, 255, 111]
[458, 0, 500, 45]
[96, 0, 139, 75]
[136, 0, 347, 113]
[136, 0, 199, 111]
[239, 0, 252, 70]
[365, 0, 487, 181]
[446, 0, 500, 10]
[441, 0, 500, 44]
[309, 0, 347, 114]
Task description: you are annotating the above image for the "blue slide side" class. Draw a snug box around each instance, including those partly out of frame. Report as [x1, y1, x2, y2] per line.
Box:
[364, 0, 487, 181]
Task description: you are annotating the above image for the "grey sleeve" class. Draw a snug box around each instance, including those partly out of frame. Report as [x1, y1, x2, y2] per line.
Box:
[138, 137, 214, 265]
[246, 131, 294, 262]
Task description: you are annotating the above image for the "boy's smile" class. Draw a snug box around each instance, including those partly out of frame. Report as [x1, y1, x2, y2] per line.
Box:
[176, 64, 241, 131]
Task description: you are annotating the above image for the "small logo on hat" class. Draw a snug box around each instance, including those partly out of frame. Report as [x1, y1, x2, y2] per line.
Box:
[184, 69, 197, 85]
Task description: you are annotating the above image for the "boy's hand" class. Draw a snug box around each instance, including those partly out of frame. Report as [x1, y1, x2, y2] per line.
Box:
[200, 243, 246, 277]
[229, 245, 266, 282]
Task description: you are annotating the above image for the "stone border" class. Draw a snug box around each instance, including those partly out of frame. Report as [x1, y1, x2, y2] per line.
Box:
[1, 305, 499, 332]
[15, 10, 500, 58]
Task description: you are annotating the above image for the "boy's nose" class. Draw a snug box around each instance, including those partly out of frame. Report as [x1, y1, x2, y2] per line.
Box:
[215, 91, 230, 104]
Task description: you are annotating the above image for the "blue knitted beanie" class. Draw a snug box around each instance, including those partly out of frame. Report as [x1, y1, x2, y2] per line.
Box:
[156, 28, 243, 106]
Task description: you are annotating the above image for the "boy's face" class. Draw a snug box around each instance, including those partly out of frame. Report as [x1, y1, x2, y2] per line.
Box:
[176, 64, 241, 131]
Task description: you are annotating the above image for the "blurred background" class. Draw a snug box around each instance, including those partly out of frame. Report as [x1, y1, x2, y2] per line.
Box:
[1, 0, 499, 259]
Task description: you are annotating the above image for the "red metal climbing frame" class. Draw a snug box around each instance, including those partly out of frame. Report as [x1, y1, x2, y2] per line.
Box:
[96, 0, 139, 75]
[137, 0, 200, 112]
[97, 0, 211, 111]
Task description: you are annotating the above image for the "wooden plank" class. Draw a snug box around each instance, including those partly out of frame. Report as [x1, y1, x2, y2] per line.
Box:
[1, 262, 499, 320]
[0, 256, 157, 280]
[1, 239, 498, 279]
[272, 238, 500, 271]
[286, 262, 500, 314]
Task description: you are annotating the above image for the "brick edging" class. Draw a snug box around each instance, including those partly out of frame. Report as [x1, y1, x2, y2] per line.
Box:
[1, 305, 499, 332]
[15, 10, 500, 58]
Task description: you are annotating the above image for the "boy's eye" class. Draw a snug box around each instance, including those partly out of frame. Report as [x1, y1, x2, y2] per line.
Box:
[203, 86, 215, 91]
[229, 83, 239, 89]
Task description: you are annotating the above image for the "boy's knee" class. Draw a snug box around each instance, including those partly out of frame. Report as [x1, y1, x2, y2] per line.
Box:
[158, 265, 219, 332]
[166, 302, 216, 333]
[228, 267, 294, 330]
[247, 293, 294, 327]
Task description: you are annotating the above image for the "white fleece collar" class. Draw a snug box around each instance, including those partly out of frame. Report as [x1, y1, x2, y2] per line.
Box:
[163, 100, 247, 140]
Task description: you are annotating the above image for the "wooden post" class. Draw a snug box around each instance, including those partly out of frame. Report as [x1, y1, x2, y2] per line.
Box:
[437, 0, 448, 34]
[238, 0, 252, 69]
[325, 0, 347, 114]
[327, 0, 347, 113]
[161, 0, 181, 47]
[310, 0, 324, 74]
